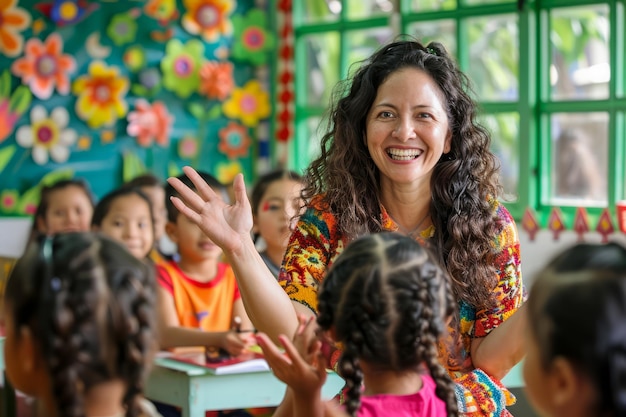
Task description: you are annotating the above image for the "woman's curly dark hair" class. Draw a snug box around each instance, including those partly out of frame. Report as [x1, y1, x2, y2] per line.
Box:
[5, 232, 157, 417]
[303, 38, 502, 308]
[317, 232, 458, 417]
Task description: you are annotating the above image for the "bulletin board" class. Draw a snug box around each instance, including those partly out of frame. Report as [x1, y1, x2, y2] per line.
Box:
[0, 0, 276, 216]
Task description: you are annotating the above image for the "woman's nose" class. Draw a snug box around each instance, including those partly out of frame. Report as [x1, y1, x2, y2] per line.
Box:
[392, 118, 417, 141]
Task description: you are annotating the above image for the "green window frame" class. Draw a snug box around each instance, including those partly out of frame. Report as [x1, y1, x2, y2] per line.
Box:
[289, 0, 626, 225]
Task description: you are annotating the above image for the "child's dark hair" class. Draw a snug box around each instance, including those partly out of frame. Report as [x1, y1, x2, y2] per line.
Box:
[5, 232, 157, 417]
[528, 242, 626, 417]
[91, 186, 155, 234]
[30, 178, 95, 237]
[250, 169, 303, 215]
[316, 232, 458, 417]
[124, 173, 163, 189]
[165, 171, 228, 223]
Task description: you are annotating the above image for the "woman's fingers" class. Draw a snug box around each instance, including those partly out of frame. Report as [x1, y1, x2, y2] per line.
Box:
[232, 173, 251, 211]
[167, 176, 207, 214]
[182, 166, 221, 202]
[170, 196, 203, 225]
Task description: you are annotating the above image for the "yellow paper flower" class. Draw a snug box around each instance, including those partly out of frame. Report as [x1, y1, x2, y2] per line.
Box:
[216, 160, 242, 184]
[72, 61, 129, 128]
[182, 0, 234, 42]
[222, 80, 270, 127]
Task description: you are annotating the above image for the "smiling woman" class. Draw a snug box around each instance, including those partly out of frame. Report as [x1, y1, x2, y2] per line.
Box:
[167, 38, 525, 416]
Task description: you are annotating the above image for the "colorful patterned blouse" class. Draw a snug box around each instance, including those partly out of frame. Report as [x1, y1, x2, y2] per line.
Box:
[278, 197, 524, 380]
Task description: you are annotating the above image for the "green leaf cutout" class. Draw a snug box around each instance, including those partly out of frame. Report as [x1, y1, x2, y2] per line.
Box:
[9, 86, 32, 115]
[16, 184, 42, 216]
[187, 102, 205, 120]
[206, 104, 221, 120]
[0, 70, 10, 98]
[123, 152, 146, 182]
[0, 145, 17, 172]
[168, 162, 182, 178]
[40, 169, 74, 186]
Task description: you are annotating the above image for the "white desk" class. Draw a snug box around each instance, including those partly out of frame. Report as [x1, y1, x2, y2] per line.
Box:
[145, 356, 345, 417]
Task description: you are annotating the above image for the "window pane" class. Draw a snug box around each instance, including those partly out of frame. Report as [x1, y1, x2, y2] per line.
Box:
[410, 0, 457, 12]
[345, 27, 395, 72]
[550, 113, 608, 206]
[407, 20, 457, 59]
[550, 5, 610, 101]
[299, 0, 340, 23]
[467, 14, 519, 101]
[480, 113, 520, 202]
[302, 33, 341, 108]
[305, 116, 324, 165]
[346, 0, 394, 19]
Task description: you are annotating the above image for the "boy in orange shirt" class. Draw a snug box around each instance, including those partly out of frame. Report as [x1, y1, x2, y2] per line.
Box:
[156, 171, 253, 355]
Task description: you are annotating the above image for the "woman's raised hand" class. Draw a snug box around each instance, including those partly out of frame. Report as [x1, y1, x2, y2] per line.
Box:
[167, 166, 253, 255]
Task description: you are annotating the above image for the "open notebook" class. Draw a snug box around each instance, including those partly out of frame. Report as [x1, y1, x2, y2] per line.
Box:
[169, 348, 270, 375]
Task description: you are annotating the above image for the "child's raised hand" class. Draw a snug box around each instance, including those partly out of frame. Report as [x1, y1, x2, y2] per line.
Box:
[167, 166, 253, 254]
[293, 314, 323, 365]
[256, 332, 327, 396]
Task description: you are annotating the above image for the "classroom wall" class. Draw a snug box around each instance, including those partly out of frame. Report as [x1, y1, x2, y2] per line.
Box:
[0, 0, 274, 216]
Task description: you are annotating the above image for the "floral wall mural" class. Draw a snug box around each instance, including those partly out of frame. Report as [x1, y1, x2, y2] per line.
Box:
[0, 0, 274, 217]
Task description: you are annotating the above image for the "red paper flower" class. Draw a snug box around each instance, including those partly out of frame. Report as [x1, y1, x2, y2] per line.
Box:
[127, 99, 174, 147]
[218, 121, 251, 159]
[199, 61, 234, 100]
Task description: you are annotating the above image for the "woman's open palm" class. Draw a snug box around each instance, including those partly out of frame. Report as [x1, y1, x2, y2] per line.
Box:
[167, 166, 253, 254]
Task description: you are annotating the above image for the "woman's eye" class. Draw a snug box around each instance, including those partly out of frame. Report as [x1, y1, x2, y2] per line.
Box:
[380, 111, 394, 119]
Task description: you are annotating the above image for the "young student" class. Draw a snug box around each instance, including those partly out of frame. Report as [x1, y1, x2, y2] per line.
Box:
[250, 170, 304, 278]
[257, 232, 458, 417]
[523, 242, 626, 417]
[124, 173, 170, 263]
[158, 171, 253, 353]
[2, 232, 160, 417]
[91, 187, 155, 261]
[31, 178, 95, 238]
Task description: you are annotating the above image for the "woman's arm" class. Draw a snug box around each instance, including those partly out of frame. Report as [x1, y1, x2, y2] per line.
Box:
[471, 303, 527, 380]
[167, 167, 300, 342]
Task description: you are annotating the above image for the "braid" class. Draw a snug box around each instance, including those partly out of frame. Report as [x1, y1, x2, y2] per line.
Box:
[318, 233, 457, 416]
[5, 232, 157, 417]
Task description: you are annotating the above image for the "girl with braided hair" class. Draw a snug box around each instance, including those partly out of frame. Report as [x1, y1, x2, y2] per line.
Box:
[257, 232, 457, 417]
[523, 242, 626, 417]
[2, 232, 160, 417]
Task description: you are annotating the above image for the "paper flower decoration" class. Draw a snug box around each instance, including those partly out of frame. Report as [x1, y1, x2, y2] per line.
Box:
[123, 45, 146, 72]
[0, 0, 31, 58]
[16, 105, 77, 165]
[0, 189, 19, 213]
[181, 0, 234, 42]
[223, 80, 271, 127]
[144, 0, 179, 25]
[161, 39, 204, 98]
[216, 160, 243, 184]
[107, 9, 139, 46]
[232, 9, 276, 65]
[0, 70, 32, 143]
[131, 67, 162, 97]
[72, 61, 129, 128]
[11, 33, 76, 100]
[199, 61, 234, 100]
[218, 122, 251, 159]
[127, 99, 173, 147]
[178, 135, 198, 159]
[35, 0, 98, 27]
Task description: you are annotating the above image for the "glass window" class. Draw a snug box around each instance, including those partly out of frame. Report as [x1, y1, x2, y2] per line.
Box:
[410, 0, 457, 12]
[299, 0, 340, 24]
[346, 0, 394, 19]
[481, 112, 520, 202]
[301, 33, 341, 108]
[407, 20, 457, 58]
[550, 5, 610, 101]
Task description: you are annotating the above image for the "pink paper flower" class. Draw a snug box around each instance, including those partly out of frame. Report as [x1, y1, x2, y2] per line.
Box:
[127, 99, 174, 147]
[11, 33, 76, 99]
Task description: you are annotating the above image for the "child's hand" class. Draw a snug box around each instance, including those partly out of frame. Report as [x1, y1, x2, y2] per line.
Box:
[220, 330, 249, 357]
[257, 332, 327, 396]
[167, 167, 253, 254]
[292, 314, 323, 366]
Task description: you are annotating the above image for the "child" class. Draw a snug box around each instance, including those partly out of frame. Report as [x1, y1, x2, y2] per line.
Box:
[158, 171, 253, 353]
[257, 232, 458, 417]
[31, 178, 94, 238]
[124, 174, 170, 263]
[250, 170, 304, 278]
[2, 232, 160, 417]
[92, 187, 155, 261]
[523, 242, 626, 417]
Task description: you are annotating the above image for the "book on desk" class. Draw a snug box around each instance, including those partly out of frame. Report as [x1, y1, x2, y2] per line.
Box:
[166, 348, 270, 376]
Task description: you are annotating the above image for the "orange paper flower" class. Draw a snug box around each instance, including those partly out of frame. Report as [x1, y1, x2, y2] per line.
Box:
[218, 121, 250, 159]
[11, 33, 76, 99]
[127, 99, 174, 147]
[72, 61, 129, 128]
[199, 61, 234, 100]
[182, 0, 234, 42]
[0, 0, 31, 58]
